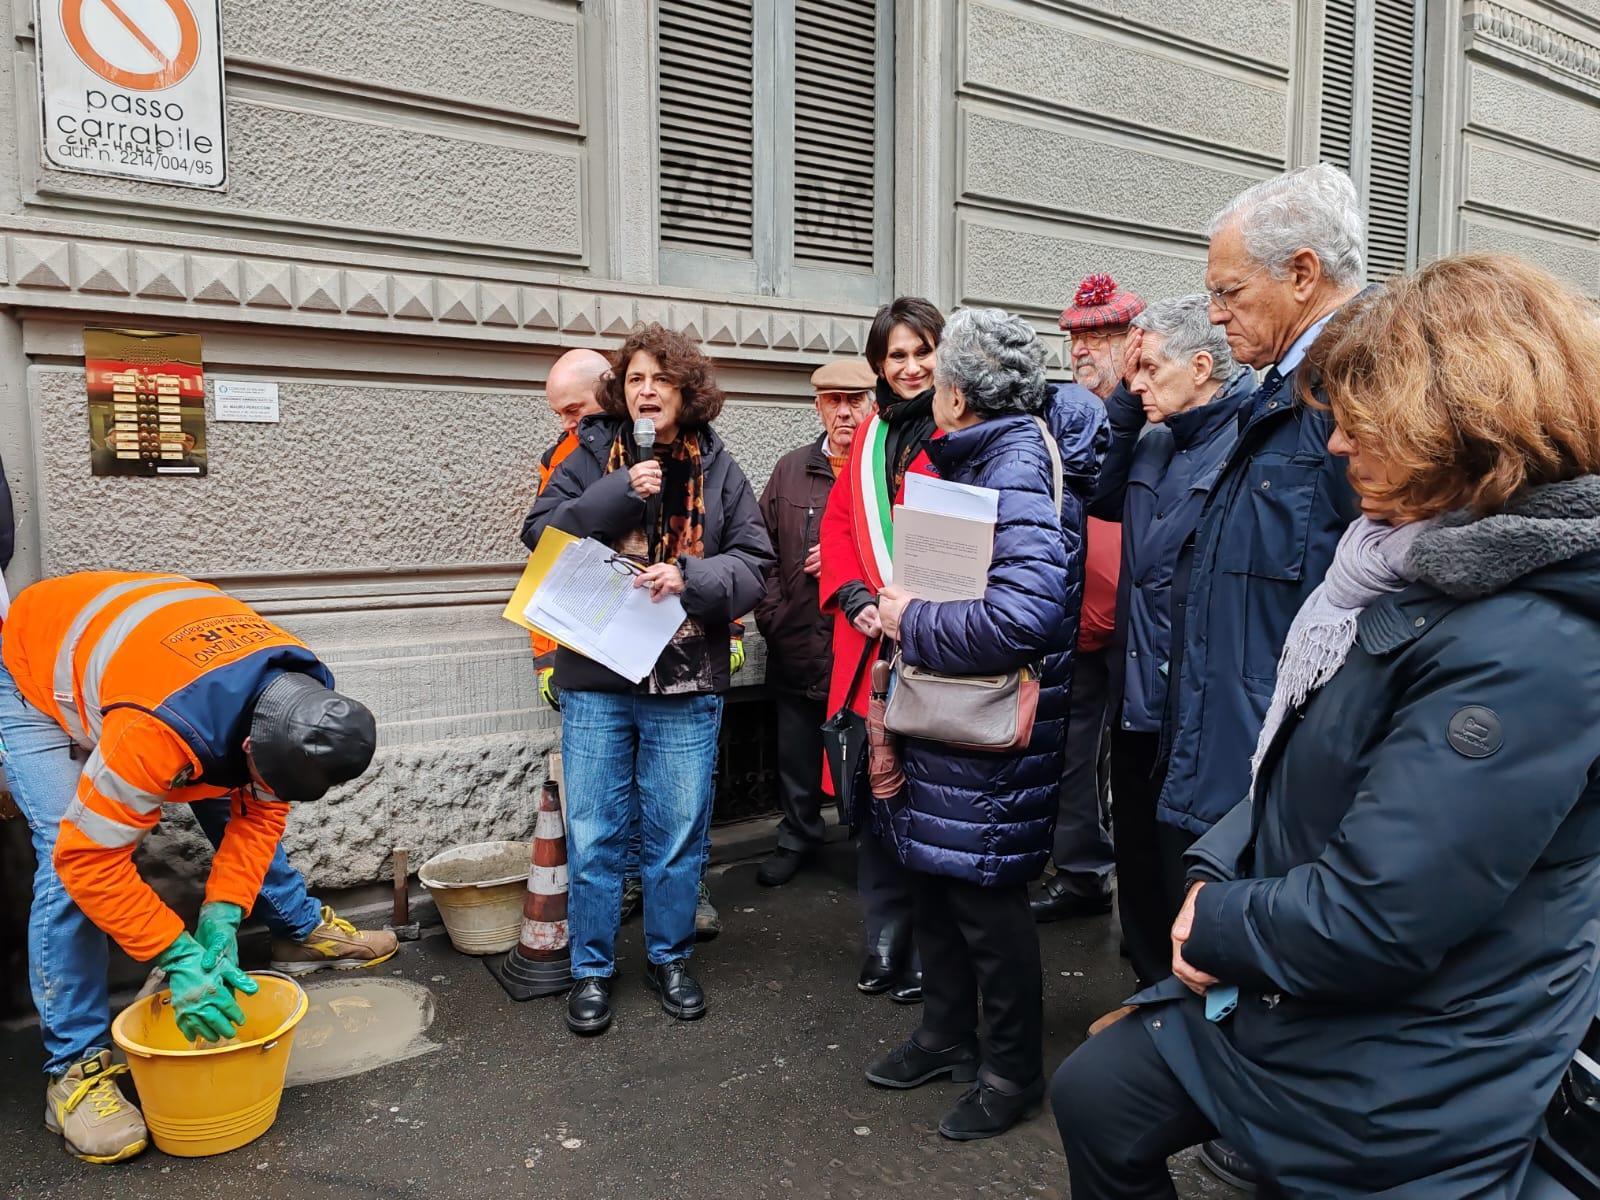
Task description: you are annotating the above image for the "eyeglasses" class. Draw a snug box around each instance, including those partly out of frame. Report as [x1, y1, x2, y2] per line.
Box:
[1069, 329, 1119, 351]
[1205, 262, 1270, 313]
[606, 552, 646, 578]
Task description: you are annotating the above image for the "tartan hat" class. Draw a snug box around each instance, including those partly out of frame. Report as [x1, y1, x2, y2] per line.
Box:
[1058, 273, 1146, 332]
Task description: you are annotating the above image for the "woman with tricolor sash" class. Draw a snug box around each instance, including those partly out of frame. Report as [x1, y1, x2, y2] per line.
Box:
[818, 296, 945, 1004]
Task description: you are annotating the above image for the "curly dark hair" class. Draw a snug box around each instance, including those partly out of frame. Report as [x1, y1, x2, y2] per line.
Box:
[600, 323, 726, 427]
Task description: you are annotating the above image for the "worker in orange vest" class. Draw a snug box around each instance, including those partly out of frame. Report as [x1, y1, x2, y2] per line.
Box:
[531, 348, 612, 707]
[2, 571, 387, 1164]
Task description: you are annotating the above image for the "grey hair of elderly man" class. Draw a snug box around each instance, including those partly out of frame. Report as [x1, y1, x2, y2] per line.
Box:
[934, 307, 1052, 417]
[1205, 163, 1366, 371]
[1134, 295, 1235, 382]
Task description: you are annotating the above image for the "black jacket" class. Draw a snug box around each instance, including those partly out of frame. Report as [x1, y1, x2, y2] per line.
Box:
[521, 415, 773, 695]
[752, 436, 836, 701]
[1132, 476, 1600, 1197]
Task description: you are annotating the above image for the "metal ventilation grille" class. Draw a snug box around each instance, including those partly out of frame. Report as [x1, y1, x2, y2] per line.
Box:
[1318, 0, 1357, 171]
[793, 0, 878, 269]
[657, 0, 756, 256]
[1366, 0, 1420, 279]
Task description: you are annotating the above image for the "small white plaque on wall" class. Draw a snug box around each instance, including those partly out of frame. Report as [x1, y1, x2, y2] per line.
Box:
[214, 380, 280, 423]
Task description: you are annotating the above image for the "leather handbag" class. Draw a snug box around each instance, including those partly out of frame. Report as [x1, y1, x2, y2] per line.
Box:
[881, 416, 1063, 754]
[821, 637, 876, 829]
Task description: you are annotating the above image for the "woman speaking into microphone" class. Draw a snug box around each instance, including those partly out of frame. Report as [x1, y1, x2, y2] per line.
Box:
[523, 323, 772, 1038]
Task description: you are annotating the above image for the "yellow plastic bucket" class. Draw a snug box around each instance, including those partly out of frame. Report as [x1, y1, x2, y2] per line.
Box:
[111, 972, 308, 1158]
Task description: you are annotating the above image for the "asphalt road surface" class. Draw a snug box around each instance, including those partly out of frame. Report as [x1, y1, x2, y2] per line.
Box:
[0, 841, 1243, 1200]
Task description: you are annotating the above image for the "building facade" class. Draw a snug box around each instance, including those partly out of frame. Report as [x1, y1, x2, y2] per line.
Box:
[0, 0, 1595, 895]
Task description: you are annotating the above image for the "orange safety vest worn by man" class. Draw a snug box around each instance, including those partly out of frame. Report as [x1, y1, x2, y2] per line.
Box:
[2, 571, 383, 1164]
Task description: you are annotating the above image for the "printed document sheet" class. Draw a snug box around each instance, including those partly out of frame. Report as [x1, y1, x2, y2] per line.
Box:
[524, 537, 685, 683]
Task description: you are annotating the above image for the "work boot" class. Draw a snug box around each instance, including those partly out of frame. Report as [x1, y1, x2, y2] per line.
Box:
[44, 1051, 148, 1164]
[619, 876, 642, 923]
[937, 1077, 1045, 1141]
[694, 882, 721, 942]
[756, 846, 808, 887]
[270, 905, 399, 976]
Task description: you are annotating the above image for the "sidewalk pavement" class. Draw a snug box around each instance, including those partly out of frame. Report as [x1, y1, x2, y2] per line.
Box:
[0, 841, 1240, 1200]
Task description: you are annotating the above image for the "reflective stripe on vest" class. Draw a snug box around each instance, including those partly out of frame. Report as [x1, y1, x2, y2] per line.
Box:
[62, 797, 148, 849]
[51, 575, 185, 749]
[79, 586, 218, 743]
[83, 747, 164, 816]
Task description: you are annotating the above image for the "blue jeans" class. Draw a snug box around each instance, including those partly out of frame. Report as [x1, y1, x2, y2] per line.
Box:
[0, 659, 323, 1076]
[560, 690, 721, 976]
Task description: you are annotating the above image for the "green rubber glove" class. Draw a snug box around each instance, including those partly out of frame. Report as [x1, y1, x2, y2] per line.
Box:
[194, 900, 245, 970]
[537, 666, 561, 712]
[729, 638, 746, 675]
[156, 932, 258, 1043]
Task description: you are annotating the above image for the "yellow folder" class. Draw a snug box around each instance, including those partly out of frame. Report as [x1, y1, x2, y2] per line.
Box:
[501, 526, 579, 638]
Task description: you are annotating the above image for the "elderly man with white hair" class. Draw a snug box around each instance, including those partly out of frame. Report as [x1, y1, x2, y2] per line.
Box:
[1050, 164, 1364, 1197]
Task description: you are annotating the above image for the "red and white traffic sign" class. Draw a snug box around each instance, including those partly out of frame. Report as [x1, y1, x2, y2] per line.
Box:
[35, 0, 227, 189]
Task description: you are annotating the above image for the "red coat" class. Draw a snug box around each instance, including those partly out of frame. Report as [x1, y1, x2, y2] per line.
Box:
[818, 433, 937, 724]
[1077, 516, 1122, 653]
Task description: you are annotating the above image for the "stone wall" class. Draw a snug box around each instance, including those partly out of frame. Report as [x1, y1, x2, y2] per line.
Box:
[1449, 1, 1600, 295]
[950, 0, 1296, 339]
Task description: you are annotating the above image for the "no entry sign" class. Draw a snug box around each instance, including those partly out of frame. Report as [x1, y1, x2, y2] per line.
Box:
[35, 0, 227, 189]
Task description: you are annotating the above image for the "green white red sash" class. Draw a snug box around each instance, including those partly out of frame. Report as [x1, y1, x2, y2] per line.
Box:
[849, 414, 894, 591]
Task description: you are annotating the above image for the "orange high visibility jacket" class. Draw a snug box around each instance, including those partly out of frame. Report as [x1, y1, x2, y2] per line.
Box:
[2, 572, 332, 961]
[529, 431, 580, 664]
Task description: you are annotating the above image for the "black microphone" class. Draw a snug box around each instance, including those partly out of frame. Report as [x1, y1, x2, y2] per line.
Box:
[633, 417, 660, 560]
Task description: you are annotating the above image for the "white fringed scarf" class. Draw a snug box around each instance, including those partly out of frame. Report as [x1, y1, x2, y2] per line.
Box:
[1249, 516, 1433, 783]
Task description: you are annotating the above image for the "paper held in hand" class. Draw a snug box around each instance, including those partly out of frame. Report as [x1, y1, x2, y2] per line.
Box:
[520, 531, 686, 683]
[893, 477, 1000, 603]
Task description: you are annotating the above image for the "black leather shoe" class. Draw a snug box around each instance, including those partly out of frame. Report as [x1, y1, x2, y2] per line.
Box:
[644, 959, 706, 1021]
[888, 967, 924, 1005]
[1199, 1139, 1260, 1191]
[865, 1037, 979, 1089]
[757, 846, 808, 887]
[1030, 874, 1113, 923]
[937, 1077, 1045, 1141]
[858, 952, 896, 994]
[565, 977, 612, 1036]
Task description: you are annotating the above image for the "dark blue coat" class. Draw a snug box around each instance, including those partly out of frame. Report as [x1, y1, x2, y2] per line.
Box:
[1133, 476, 1600, 1197]
[884, 385, 1105, 886]
[1093, 369, 1254, 734]
[1157, 354, 1360, 835]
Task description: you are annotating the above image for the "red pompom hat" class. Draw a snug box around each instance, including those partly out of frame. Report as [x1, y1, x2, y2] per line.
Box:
[1058, 272, 1147, 332]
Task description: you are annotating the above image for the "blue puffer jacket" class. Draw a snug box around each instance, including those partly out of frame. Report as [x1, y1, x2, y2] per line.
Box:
[1093, 368, 1255, 734]
[883, 384, 1105, 886]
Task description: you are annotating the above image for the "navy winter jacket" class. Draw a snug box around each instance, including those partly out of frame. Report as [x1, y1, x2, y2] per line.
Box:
[1132, 476, 1600, 1197]
[884, 384, 1105, 887]
[1093, 368, 1254, 734]
[1157, 350, 1360, 835]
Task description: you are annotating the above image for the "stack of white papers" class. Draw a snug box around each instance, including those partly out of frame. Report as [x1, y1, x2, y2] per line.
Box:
[894, 477, 1000, 602]
[524, 538, 686, 684]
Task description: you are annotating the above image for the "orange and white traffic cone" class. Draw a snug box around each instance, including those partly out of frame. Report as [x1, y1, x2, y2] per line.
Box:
[490, 780, 573, 1000]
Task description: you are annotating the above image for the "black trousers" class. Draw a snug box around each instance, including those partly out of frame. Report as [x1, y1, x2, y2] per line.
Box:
[911, 870, 1042, 1085]
[772, 690, 828, 852]
[1109, 730, 1198, 987]
[858, 831, 919, 966]
[1052, 648, 1115, 895]
[1052, 1013, 1284, 1199]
